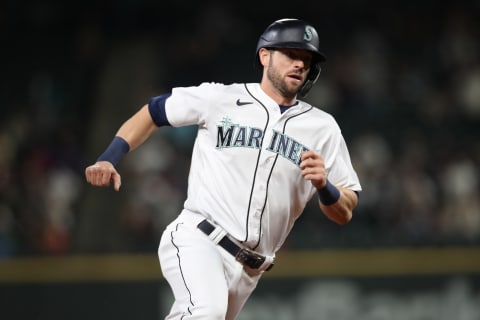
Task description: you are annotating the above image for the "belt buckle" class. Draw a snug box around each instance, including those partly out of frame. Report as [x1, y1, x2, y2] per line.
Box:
[235, 248, 265, 269]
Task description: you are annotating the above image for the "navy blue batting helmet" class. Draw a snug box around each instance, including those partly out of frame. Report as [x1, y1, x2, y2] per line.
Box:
[255, 18, 326, 97]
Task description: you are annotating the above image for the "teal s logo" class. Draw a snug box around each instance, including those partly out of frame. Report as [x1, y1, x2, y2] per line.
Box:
[303, 26, 314, 42]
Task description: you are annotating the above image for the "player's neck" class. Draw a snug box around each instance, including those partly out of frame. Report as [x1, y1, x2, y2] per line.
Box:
[260, 83, 297, 106]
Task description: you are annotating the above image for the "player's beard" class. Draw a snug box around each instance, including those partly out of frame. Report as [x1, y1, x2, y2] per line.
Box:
[266, 61, 301, 100]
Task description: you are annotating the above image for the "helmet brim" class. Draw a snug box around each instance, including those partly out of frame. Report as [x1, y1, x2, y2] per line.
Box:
[263, 42, 327, 62]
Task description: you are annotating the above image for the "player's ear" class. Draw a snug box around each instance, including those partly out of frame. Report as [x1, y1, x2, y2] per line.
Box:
[258, 48, 271, 68]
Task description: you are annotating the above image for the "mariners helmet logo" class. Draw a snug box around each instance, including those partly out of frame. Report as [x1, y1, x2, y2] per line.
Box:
[303, 26, 314, 42]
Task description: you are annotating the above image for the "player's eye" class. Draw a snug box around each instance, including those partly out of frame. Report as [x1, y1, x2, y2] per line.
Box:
[282, 49, 312, 65]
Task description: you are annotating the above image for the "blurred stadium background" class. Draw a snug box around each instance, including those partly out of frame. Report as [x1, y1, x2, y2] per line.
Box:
[1, 0, 480, 319]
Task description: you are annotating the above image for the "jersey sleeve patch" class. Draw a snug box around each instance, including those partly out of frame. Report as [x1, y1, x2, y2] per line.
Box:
[148, 93, 172, 127]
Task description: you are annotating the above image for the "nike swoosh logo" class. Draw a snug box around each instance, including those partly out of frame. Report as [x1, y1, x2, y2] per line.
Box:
[236, 99, 253, 106]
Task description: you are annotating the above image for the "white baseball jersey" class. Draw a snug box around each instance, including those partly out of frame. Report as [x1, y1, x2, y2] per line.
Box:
[160, 82, 361, 256]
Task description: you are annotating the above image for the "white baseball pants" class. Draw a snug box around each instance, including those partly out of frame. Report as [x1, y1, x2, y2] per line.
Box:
[158, 210, 262, 320]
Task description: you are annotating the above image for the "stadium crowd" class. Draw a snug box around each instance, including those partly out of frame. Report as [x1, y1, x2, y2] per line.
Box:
[0, 1, 479, 256]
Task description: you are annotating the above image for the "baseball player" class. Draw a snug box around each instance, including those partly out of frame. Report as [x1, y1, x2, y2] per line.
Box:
[85, 18, 361, 319]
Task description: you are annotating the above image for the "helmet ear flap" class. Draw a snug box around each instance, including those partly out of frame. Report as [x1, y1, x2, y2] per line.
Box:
[298, 62, 321, 98]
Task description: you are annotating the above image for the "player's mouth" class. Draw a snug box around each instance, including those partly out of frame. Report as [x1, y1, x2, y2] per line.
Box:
[286, 73, 303, 85]
[287, 72, 303, 81]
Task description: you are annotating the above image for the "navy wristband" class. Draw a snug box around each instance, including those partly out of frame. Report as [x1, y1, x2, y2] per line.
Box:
[97, 136, 130, 166]
[317, 180, 341, 205]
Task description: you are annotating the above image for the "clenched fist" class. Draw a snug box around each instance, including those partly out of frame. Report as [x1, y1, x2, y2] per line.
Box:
[85, 161, 122, 191]
[300, 150, 327, 189]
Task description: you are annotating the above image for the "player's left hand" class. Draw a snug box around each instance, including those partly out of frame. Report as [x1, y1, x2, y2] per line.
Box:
[300, 150, 327, 189]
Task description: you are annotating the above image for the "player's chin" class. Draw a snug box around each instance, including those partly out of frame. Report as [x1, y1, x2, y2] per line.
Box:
[286, 77, 303, 87]
[283, 84, 302, 97]
[287, 81, 304, 95]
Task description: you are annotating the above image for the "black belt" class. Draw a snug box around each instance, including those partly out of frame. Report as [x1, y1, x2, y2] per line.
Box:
[197, 219, 273, 271]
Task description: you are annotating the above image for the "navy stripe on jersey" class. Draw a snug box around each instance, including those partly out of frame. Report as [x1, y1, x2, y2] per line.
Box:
[148, 93, 172, 127]
[244, 83, 270, 244]
[254, 105, 314, 249]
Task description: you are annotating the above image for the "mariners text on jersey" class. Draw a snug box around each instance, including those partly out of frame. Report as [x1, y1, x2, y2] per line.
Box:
[216, 122, 309, 166]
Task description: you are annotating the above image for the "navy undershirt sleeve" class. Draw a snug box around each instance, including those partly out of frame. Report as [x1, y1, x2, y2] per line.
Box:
[148, 93, 172, 127]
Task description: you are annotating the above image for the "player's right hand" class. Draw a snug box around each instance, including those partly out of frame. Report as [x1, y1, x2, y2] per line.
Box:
[85, 161, 122, 191]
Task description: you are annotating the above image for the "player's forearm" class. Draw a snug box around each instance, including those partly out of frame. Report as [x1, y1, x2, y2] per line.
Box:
[95, 105, 157, 167]
[319, 187, 358, 225]
[115, 104, 157, 151]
